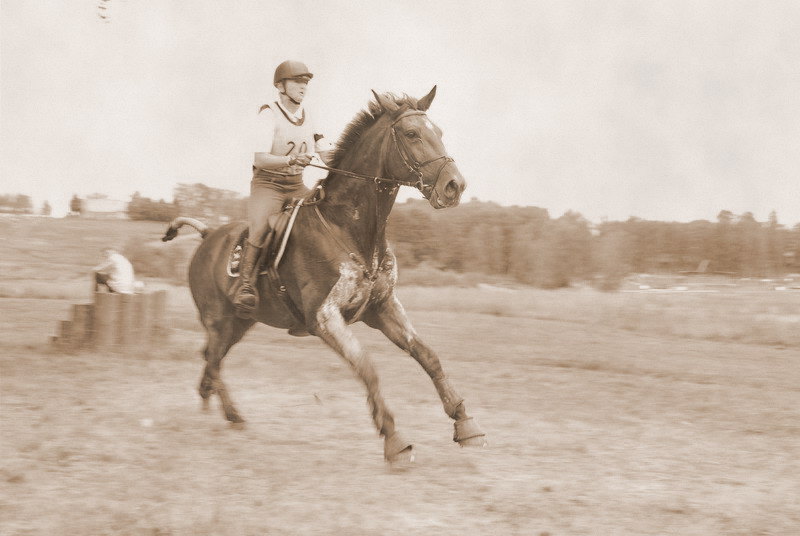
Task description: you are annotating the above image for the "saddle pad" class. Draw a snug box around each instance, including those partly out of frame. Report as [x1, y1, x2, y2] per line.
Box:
[226, 201, 302, 277]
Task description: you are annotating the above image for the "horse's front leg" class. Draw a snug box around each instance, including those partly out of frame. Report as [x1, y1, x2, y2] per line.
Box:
[314, 306, 414, 463]
[364, 295, 486, 447]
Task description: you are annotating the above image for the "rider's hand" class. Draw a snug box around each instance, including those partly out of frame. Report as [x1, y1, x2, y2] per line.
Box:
[291, 153, 314, 167]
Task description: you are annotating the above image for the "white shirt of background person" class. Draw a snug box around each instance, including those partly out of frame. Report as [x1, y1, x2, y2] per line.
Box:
[93, 251, 135, 294]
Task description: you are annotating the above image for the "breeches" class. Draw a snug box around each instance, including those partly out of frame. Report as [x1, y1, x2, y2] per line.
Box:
[248, 178, 309, 247]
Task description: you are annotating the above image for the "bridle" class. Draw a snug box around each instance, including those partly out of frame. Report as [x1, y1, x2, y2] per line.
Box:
[389, 111, 454, 196]
[305, 109, 454, 195]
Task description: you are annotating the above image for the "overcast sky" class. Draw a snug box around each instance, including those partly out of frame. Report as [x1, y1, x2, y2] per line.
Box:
[2, 0, 800, 224]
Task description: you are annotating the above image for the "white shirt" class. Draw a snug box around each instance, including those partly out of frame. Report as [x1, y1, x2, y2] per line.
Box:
[94, 252, 135, 294]
[254, 102, 333, 155]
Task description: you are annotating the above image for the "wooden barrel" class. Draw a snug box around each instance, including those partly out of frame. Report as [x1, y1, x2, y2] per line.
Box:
[133, 292, 149, 347]
[148, 290, 167, 344]
[53, 290, 168, 353]
[94, 292, 119, 351]
[70, 303, 93, 351]
[117, 293, 135, 349]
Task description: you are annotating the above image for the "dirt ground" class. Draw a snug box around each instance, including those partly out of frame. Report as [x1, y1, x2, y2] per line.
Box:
[1, 294, 799, 535]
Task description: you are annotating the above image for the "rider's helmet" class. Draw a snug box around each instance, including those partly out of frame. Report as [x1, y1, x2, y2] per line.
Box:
[274, 60, 314, 85]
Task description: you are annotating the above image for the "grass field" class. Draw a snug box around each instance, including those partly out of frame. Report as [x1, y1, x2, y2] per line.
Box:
[1, 216, 799, 535]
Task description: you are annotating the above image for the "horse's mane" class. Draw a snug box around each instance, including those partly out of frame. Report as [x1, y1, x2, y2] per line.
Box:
[328, 93, 420, 170]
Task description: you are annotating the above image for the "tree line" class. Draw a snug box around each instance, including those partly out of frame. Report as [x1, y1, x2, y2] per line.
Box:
[0, 194, 50, 215]
[146, 185, 800, 287]
[125, 184, 246, 224]
[387, 200, 800, 288]
[55, 187, 800, 289]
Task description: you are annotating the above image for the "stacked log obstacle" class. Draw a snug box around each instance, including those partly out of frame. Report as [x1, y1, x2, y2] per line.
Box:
[51, 290, 167, 353]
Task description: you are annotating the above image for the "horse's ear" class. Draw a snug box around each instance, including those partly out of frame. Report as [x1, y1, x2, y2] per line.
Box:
[371, 90, 399, 114]
[417, 85, 437, 111]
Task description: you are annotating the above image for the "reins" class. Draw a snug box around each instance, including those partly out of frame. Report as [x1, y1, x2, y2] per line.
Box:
[305, 162, 420, 188]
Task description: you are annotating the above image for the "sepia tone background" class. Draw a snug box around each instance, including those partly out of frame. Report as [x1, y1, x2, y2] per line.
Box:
[2, 1, 799, 535]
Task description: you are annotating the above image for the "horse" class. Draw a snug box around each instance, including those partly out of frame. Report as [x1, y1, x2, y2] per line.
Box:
[161, 87, 486, 463]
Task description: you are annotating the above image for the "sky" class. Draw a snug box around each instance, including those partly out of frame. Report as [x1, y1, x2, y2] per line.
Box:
[2, 0, 800, 225]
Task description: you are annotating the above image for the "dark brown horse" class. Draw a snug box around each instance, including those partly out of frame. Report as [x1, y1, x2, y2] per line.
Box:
[162, 87, 485, 463]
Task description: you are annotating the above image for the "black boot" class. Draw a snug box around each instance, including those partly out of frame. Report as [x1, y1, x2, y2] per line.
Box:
[234, 242, 261, 318]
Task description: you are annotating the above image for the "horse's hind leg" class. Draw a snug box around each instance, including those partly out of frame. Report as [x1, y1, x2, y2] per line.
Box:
[199, 314, 254, 424]
[364, 295, 486, 447]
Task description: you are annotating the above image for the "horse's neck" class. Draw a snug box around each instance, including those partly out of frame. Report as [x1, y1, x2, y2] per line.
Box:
[320, 128, 397, 264]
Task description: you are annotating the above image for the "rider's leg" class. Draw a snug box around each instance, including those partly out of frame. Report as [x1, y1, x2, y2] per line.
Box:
[234, 181, 286, 317]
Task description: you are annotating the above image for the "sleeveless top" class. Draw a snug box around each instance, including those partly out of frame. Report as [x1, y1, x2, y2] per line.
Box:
[253, 101, 317, 184]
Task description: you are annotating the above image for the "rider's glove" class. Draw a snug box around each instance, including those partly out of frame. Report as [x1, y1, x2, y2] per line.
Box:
[292, 153, 314, 167]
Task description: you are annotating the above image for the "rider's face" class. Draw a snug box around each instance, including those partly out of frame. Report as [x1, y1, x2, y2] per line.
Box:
[281, 78, 309, 103]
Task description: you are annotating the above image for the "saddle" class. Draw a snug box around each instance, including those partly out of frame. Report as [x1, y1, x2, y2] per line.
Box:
[227, 208, 294, 278]
[227, 200, 307, 331]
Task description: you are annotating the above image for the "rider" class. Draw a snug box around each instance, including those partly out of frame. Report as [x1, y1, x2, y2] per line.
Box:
[234, 60, 334, 317]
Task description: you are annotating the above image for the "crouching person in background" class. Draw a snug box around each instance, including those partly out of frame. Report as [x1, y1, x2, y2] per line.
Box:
[92, 247, 135, 294]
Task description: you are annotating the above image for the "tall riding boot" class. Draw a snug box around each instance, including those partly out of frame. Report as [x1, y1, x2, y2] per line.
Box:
[234, 242, 262, 318]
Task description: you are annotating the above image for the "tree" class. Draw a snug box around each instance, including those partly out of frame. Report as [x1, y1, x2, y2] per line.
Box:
[128, 191, 178, 222]
[16, 195, 32, 214]
[712, 210, 739, 273]
[69, 194, 82, 214]
[593, 229, 633, 290]
[0, 194, 34, 214]
[765, 210, 784, 276]
[173, 183, 246, 225]
[736, 212, 763, 277]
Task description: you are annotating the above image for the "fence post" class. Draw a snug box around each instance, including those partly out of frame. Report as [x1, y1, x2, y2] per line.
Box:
[117, 293, 135, 351]
[133, 293, 148, 348]
[70, 303, 93, 351]
[59, 320, 73, 350]
[149, 290, 167, 344]
[94, 292, 119, 352]
[53, 290, 167, 353]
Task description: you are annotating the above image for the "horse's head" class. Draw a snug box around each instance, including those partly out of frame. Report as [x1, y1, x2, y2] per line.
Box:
[372, 87, 466, 209]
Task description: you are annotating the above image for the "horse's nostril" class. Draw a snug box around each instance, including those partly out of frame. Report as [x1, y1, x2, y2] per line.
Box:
[445, 179, 458, 198]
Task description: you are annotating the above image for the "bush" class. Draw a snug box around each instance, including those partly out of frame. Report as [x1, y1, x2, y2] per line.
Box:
[397, 262, 513, 287]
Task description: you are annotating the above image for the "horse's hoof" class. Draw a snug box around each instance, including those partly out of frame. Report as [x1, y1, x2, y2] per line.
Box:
[384, 432, 414, 464]
[229, 420, 246, 431]
[458, 435, 487, 448]
[201, 398, 211, 412]
[387, 449, 415, 472]
[453, 417, 486, 447]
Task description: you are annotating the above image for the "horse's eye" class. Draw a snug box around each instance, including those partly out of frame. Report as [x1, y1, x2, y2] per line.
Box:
[405, 131, 419, 139]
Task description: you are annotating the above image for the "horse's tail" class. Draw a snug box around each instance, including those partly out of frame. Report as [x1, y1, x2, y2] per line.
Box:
[161, 216, 210, 242]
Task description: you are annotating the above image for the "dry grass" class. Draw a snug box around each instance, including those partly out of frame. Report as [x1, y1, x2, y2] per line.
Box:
[1, 297, 799, 535]
[396, 285, 800, 348]
[3, 214, 798, 350]
[5, 215, 800, 534]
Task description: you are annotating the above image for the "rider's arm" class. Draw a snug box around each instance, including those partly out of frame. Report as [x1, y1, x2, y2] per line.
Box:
[254, 151, 294, 169]
[252, 107, 294, 170]
[92, 259, 112, 272]
[314, 134, 334, 165]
